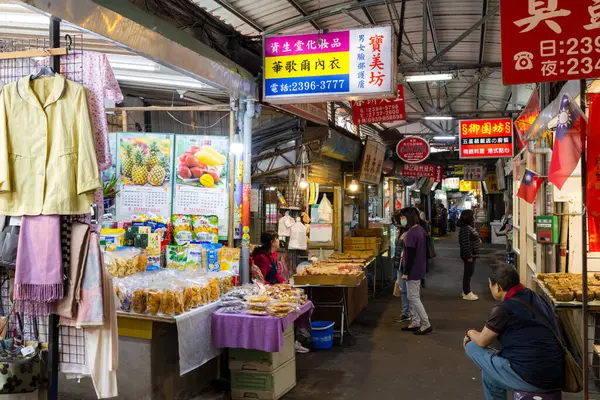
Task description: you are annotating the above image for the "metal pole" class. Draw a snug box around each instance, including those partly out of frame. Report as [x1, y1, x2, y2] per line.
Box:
[240, 99, 255, 284]
[48, 16, 60, 400]
[228, 103, 235, 247]
[580, 78, 589, 400]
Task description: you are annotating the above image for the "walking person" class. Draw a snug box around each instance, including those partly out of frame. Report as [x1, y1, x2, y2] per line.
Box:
[393, 212, 410, 323]
[459, 210, 481, 301]
[438, 204, 448, 236]
[399, 207, 432, 335]
[449, 200, 458, 232]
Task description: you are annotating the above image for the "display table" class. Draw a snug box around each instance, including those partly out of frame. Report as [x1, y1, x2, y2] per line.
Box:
[212, 301, 314, 352]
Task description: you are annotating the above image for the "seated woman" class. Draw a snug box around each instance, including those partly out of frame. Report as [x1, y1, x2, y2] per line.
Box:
[251, 232, 285, 285]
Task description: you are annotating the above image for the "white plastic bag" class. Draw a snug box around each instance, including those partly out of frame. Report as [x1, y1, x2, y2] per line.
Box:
[317, 195, 333, 223]
[278, 214, 294, 237]
[288, 217, 308, 250]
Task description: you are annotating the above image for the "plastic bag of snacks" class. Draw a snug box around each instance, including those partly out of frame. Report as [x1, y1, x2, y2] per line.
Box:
[146, 288, 162, 315]
[172, 215, 193, 245]
[166, 245, 188, 271]
[105, 247, 148, 278]
[132, 289, 148, 314]
[114, 279, 133, 312]
[191, 215, 219, 243]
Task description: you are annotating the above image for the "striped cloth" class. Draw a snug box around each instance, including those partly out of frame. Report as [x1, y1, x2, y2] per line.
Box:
[459, 225, 480, 260]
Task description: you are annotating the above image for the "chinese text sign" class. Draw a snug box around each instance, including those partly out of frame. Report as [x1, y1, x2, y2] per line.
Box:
[396, 136, 431, 164]
[500, 0, 600, 84]
[351, 84, 406, 124]
[464, 165, 485, 181]
[359, 138, 386, 184]
[400, 164, 443, 182]
[264, 27, 395, 103]
[459, 118, 514, 159]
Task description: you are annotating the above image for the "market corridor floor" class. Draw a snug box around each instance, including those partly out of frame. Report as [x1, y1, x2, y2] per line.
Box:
[286, 235, 502, 400]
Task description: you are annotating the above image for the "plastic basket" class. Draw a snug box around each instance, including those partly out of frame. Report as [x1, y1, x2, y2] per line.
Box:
[311, 321, 335, 350]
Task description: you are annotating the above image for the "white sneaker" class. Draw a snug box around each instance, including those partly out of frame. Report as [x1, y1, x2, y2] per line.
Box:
[463, 292, 479, 301]
[295, 341, 310, 354]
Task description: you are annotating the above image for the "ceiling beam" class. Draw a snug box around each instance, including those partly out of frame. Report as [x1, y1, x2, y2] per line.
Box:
[426, 4, 499, 65]
[212, 0, 264, 33]
[405, 110, 523, 116]
[359, 0, 376, 25]
[426, 0, 439, 54]
[400, 62, 501, 73]
[422, 0, 428, 63]
[475, 0, 489, 114]
[263, 0, 388, 34]
[440, 68, 494, 112]
[285, 0, 321, 30]
[342, 9, 368, 26]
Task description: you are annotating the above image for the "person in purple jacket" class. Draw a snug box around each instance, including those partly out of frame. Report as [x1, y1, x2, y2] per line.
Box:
[399, 207, 433, 335]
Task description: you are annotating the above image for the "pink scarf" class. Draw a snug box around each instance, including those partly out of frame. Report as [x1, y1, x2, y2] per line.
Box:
[14, 216, 64, 305]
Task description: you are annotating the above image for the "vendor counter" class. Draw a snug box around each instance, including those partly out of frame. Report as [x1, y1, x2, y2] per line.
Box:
[59, 303, 221, 400]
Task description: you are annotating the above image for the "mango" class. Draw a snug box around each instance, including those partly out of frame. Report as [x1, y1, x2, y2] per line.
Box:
[200, 174, 215, 187]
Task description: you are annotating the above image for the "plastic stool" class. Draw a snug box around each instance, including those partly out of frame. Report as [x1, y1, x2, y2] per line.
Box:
[513, 391, 562, 400]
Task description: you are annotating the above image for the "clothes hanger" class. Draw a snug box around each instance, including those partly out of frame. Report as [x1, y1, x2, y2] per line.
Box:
[30, 65, 55, 80]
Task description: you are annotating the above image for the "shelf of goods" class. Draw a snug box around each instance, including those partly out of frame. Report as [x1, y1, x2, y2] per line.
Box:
[535, 273, 600, 309]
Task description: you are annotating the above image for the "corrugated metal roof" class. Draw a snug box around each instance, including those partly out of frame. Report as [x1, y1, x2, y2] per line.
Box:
[193, 0, 532, 138]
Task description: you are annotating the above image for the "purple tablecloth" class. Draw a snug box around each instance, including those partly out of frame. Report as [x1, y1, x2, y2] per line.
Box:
[211, 301, 314, 352]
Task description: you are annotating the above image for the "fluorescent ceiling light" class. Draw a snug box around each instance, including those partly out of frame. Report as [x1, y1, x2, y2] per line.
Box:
[424, 116, 454, 120]
[110, 62, 158, 72]
[114, 74, 209, 90]
[405, 73, 454, 83]
[433, 136, 457, 141]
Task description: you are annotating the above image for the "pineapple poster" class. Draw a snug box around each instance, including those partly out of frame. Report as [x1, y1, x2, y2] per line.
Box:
[116, 133, 174, 222]
[173, 136, 230, 240]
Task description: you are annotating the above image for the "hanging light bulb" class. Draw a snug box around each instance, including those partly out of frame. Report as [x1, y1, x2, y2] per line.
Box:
[299, 174, 309, 189]
[349, 179, 359, 192]
[231, 133, 243, 155]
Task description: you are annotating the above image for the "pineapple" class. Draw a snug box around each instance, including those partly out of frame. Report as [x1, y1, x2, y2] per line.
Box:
[121, 141, 134, 177]
[148, 158, 167, 187]
[131, 147, 148, 185]
[146, 140, 161, 171]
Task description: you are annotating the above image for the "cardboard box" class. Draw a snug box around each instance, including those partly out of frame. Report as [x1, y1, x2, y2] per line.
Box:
[231, 358, 296, 400]
[293, 272, 365, 287]
[229, 326, 294, 373]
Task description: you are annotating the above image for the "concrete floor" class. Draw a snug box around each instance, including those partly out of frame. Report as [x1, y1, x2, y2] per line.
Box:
[285, 234, 513, 400]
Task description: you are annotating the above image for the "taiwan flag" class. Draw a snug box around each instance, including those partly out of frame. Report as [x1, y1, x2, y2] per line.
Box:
[517, 169, 543, 204]
[549, 95, 586, 190]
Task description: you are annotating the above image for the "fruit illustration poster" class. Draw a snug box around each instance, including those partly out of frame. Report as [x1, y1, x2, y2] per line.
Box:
[173, 136, 230, 240]
[116, 133, 174, 222]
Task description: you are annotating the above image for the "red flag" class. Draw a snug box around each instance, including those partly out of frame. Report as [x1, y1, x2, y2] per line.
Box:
[549, 95, 586, 190]
[587, 94, 600, 251]
[514, 88, 540, 151]
[517, 169, 543, 204]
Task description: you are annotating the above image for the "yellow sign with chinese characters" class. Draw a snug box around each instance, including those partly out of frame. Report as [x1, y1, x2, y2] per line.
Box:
[459, 180, 479, 192]
[264, 52, 350, 79]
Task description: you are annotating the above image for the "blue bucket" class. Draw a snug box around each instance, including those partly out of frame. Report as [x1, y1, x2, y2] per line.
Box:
[311, 321, 335, 349]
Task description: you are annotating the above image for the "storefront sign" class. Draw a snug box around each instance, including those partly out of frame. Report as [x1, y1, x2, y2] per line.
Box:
[459, 180, 479, 192]
[173, 136, 230, 240]
[396, 136, 430, 164]
[278, 103, 328, 126]
[400, 164, 443, 182]
[587, 93, 600, 251]
[442, 177, 460, 190]
[500, 0, 600, 85]
[264, 26, 396, 103]
[459, 118, 514, 159]
[464, 165, 485, 181]
[359, 138, 386, 184]
[351, 84, 406, 124]
[116, 133, 174, 222]
[485, 173, 501, 194]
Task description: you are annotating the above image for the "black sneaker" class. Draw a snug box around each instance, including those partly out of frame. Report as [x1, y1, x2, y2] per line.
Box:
[414, 327, 433, 335]
[394, 315, 410, 323]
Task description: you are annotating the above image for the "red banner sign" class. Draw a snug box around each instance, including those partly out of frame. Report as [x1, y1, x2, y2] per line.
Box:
[400, 164, 443, 182]
[587, 94, 600, 252]
[514, 88, 540, 150]
[500, 0, 600, 85]
[459, 118, 514, 159]
[351, 84, 406, 124]
[396, 136, 430, 164]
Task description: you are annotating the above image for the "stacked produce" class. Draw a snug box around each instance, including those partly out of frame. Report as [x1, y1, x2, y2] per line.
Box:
[114, 269, 234, 317]
[537, 273, 600, 302]
[326, 252, 373, 264]
[176, 144, 226, 188]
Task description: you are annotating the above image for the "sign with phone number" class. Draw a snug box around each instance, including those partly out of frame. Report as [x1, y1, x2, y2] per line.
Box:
[500, 0, 600, 84]
[264, 76, 347, 96]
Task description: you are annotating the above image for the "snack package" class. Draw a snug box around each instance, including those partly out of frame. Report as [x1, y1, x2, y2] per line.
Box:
[105, 247, 147, 278]
[209, 278, 221, 302]
[147, 289, 162, 315]
[191, 215, 219, 243]
[160, 289, 176, 316]
[205, 243, 222, 272]
[186, 243, 204, 271]
[147, 233, 161, 257]
[132, 289, 147, 314]
[219, 247, 240, 274]
[183, 287, 194, 311]
[174, 289, 185, 315]
[172, 215, 193, 245]
[114, 281, 133, 312]
[166, 245, 188, 271]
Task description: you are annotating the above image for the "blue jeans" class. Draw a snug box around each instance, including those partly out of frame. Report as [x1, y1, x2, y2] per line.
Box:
[465, 342, 546, 400]
[396, 270, 409, 317]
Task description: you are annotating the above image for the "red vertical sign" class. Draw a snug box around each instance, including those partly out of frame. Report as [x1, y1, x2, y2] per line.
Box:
[500, 0, 600, 85]
[587, 94, 600, 252]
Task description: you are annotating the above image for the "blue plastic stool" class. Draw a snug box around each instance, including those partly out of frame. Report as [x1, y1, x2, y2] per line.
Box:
[513, 391, 562, 400]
